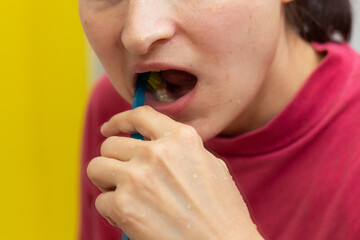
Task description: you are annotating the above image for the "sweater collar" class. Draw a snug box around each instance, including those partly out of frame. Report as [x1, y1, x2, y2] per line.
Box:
[205, 42, 355, 156]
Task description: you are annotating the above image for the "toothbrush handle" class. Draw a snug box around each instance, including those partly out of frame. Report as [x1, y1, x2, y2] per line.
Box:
[130, 73, 148, 141]
[122, 233, 131, 240]
[122, 73, 149, 240]
[130, 132, 144, 140]
[123, 133, 142, 240]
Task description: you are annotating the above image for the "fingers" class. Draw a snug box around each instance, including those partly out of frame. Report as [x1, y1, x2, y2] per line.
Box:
[101, 106, 178, 140]
[95, 191, 136, 237]
[100, 136, 143, 161]
[95, 191, 118, 225]
[87, 156, 127, 192]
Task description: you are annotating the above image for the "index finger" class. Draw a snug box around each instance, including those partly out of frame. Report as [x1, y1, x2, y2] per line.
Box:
[101, 106, 178, 140]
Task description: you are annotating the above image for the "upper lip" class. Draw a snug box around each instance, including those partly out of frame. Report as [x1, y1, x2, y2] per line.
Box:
[131, 62, 197, 89]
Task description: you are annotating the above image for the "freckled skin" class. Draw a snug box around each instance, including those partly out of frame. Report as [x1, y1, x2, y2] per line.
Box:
[78, 0, 319, 140]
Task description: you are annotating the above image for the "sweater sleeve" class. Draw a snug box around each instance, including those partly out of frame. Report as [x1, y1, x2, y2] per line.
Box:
[79, 75, 130, 240]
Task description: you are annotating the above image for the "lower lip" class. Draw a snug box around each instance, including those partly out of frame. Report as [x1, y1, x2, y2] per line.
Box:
[144, 84, 198, 117]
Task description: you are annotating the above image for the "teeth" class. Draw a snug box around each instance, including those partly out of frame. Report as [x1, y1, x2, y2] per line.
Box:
[155, 88, 175, 102]
[146, 70, 178, 103]
[146, 71, 174, 103]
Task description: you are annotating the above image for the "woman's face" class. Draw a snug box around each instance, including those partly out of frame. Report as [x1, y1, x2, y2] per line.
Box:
[79, 0, 285, 141]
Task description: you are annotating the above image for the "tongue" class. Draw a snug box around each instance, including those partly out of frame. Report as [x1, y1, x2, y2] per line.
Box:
[160, 70, 197, 87]
[159, 70, 197, 99]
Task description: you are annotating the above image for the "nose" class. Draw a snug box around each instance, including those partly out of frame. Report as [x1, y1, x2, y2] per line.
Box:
[121, 0, 176, 55]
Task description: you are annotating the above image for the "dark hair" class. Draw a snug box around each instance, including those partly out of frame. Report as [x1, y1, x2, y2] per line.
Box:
[285, 0, 353, 43]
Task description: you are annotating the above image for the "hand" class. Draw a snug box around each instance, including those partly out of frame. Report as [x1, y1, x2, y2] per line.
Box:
[87, 106, 263, 240]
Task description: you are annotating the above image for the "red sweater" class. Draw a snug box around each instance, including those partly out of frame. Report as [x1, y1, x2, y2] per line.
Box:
[80, 42, 360, 239]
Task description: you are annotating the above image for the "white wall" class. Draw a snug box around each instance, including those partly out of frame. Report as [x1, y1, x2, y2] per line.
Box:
[351, 0, 360, 51]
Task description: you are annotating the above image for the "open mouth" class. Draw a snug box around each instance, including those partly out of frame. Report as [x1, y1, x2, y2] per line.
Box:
[143, 70, 197, 103]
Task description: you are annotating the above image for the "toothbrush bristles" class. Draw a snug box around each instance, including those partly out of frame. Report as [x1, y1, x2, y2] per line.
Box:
[147, 72, 162, 90]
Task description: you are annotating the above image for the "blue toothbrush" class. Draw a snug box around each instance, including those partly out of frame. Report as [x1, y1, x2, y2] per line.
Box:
[122, 72, 150, 240]
[129, 72, 150, 140]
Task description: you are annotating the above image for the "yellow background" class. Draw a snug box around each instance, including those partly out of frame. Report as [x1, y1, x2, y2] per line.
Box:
[0, 1, 358, 240]
[0, 1, 89, 239]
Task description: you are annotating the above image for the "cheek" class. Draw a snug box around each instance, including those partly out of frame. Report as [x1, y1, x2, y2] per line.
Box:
[79, 5, 124, 61]
[79, 6, 130, 94]
[81, 15, 112, 56]
[190, 0, 282, 103]
[187, 0, 281, 60]
[79, 3, 96, 42]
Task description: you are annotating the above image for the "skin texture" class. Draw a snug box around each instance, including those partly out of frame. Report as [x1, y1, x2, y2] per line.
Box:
[89, 107, 263, 239]
[79, 0, 322, 238]
[78, 0, 321, 141]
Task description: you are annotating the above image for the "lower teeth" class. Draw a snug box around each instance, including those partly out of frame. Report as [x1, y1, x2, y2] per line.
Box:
[155, 88, 175, 103]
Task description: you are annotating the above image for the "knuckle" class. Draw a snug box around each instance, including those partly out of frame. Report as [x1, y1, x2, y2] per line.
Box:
[140, 105, 153, 111]
[143, 142, 169, 164]
[152, 142, 169, 158]
[128, 166, 154, 190]
[176, 125, 202, 144]
[140, 143, 156, 158]
[132, 105, 152, 118]
[113, 194, 126, 211]
[134, 168, 149, 185]
[113, 193, 130, 217]
[177, 124, 196, 137]
[132, 107, 141, 116]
